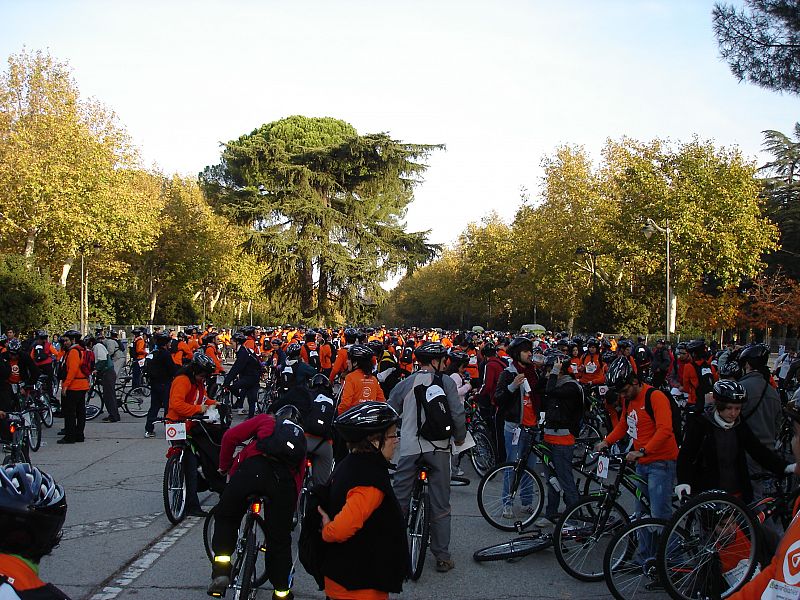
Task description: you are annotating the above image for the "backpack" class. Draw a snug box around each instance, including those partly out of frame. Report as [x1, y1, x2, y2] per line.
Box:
[544, 380, 583, 432]
[255, 418, 308, 466]
[304, 343, 321, 371]
[129, 339, 138, 360]
[627, 387, 683, 444]
[298, 482, 330, 591]
[80, 347, 95, 377]
[691, 361, 715, 398]
[303, 393, 335, 438]
[414, 372, 454, 442]
[401, 346, 413, 364]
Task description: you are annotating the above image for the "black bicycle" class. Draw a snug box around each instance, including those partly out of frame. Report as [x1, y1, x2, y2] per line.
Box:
[407, 456, 432, 581]
[2, 413, 32, 464]
[473, 528, 553, 562]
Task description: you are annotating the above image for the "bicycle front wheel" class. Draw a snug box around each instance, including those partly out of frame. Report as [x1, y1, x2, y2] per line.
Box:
[604, 518, 669, 600]
[477, 463, 543, 531]
[473, 532, 552, 562]
[469, 429, 496, 477]
[123, 386, 150, 417]
[85, 388, 103, 420]
[408, 489, 430, 581]
[554, 495, 631, 582]
[27, 412, 42, 452]
[39, 396, 54, 428]
[163, 454, 187, 524]
[657, 491, 758, 600]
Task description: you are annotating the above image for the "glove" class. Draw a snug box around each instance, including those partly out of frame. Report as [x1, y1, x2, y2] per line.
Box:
[785, 463, 798, 475]
[376, 367, 396, 383]
[674, 484, 691, 500]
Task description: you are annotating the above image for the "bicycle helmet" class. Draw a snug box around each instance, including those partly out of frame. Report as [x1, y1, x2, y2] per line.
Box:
[482, 343, 497, 356]
[343, 327, 358, 342]
[285, 343, 302, 360]
[586, 338, 599, 349]
[348, 344, 374, 360]
[685, 339, 707, 355]
[241, 326, 256, 336]
[738, 343, 770, 367]
[606, 356, 636, 388]
[447, 350, 470, 366]
[36, 330, 48, 339]
[334, 401, 401, 442]
[0, 463, 67, 560]
[232, 332, 247, 344]
[308, 373, 333, 393]
[545, 350, 568, 369]
[717, 358, 743, 380]
[64, 329, 81, 340]
[601, 350, 616, 363]
[6, 338, 22, 352]
[367, 340, 385, 357]
[507, 337, 534, 359]
[414, 342, 447, 362]
[713, 380, 746, 405]
[190, 351, 215, 375]
[273, 404, 302, 425]
[304, 331, 316, 342]
[154, 331, 171, 343]
[617, 339, 632, 350]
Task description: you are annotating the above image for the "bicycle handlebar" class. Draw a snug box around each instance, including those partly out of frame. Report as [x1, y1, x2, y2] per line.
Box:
[152, 415, 209, 425]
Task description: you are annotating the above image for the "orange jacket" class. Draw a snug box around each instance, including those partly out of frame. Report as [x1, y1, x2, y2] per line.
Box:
[319, 343, 333, 370]
[205, 344, 223, 374]
[464, 349, 479, 380]
[134, 337, 147, 359]
[579, 353, 606, 385]
[330, 347, 350, 382]
[166, 373, 215, 421]
[0, 553, 50, 595]
[605, 384, 678, 463]
[64, 346, 90, 392]
[338, 370, 386, 414]
[683, 359, 718, 406]
[173, 340, 192, 366]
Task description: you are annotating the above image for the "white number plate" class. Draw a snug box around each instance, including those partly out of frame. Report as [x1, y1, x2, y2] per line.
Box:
[596, 455, 610, 479]
[165, 423, 186, 441]
[599, 385, 608, 396]
[216, 375, 225, 385]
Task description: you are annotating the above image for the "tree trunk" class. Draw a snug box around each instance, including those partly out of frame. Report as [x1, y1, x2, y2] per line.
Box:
[209, 289, 222, 312]
[299, 255, 314, 318]
[236, 301, 243, 322]
[192, 290, 202, 302]
[317, 259, 329, 325]
[60, 257, 74, 287]
[149, 288, 158, 323]
[24, 228, 37, 261]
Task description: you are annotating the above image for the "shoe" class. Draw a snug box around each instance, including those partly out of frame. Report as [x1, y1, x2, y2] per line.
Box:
[238, 409, 248, 416]
[502, 506, 514, 519]
[207, 575, 230, 597]
[57, 438, 75, 444]
[144, 431, 156, 438]
[53, 410, 63, 417]
[453, 466, 465, 477]
[57, 428, 66, 435]
[101, 416, 120, 422]
[272, 592, 294, 600]
[75, 437, 85, 442]
[187, 507, 208, 517]
[435, 558, 455, 572]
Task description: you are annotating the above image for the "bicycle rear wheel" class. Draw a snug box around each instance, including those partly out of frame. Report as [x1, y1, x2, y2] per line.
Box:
[85, 387, 103, 420]
[233, 526, 257, 600]
[123, 386, 150, 417]
[604, 518, 669, 600]
[469, 429, 496, 477]
[39, 396, 54, 428]
[163, 455, 187, 524]
[554, 496, 631, 582]
[657, 491, 758, 600]
[408, 489, 430, 581]
[473, 532, 552, 562]
[26, 412, 42, 452]
[477, 463, 543, 531]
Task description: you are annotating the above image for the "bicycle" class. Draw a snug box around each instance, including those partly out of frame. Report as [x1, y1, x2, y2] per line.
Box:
[204, 498, 271, 599]
[293, 457, 313, 530]
[462, 392, 496, 477]
[476, 425, 602, 531]
[86, 374, 150, 420]
[407, 456, 432, 581]
[473, 528, 553, 562]
[2, 413, 32, 464]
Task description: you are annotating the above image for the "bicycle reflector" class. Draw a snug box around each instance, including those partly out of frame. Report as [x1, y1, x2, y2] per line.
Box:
[419, 471, 427, 481]
[306, 458, 312, 468]
[8, 424, 15, 435]
[250, 501, 262, 514]
[213, 555, 231, 564]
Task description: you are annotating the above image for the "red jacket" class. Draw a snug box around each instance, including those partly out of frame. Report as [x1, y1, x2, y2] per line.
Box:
[479, 356, 507, 407]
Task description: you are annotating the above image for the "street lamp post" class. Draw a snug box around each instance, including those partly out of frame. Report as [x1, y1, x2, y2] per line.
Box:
[642, 218, 671, 340]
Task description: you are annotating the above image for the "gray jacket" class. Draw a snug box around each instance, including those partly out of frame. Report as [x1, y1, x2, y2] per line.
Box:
[388, 369, 467, 457]
[740, 371, 782, 449]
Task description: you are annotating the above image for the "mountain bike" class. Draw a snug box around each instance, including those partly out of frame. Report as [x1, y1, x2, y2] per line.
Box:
[407, 456, 432, 581]
[86, 374, 150, 420]
[462, 392, 496, 477]
[473, 528, 553, 562]
[293, 457, 313, 530]
[2, 413, 32, 464]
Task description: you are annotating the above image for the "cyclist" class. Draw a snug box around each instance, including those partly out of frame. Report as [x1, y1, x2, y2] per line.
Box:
[578, 338, 606, 387]
[376, 340, 403, 397]
[130, 328, 148, 388]
[299, 330, 321, 373]
[224, 331, 262, 418]
[683, 339, 718, 415]
[595, 357, 678, 523]
[318, 331, 334, 379]
[93, 331, 120, 423]
[318, 402, 407, 600]
[144, 331, 177, 438]
[444, 350, 472, 476]
[650, 338, 671, 389]
[0, 463, 71, 600]
[676, 380, 798, 503]
[30, 331, 56, 400]
[58, 331, 88, 444]
[266, 338, 286, 375]
[329, 328, 358, 383]
[338, 345, 385, 415]
[388, 342, 466, 573]
[164, 351, 217, 516]
[281, 343, 316, 391]
[203, 332, 224, 398]
[209, 406, 304, 600]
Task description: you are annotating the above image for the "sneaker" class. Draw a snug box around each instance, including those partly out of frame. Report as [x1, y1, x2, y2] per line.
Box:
[207, 575, 230, 597]
[435, 558, 455, 572]
[238, 409, 248, 416]
[502, 506, 514, 519]
[101, 416, 120, 422]
[144, 431, 156, 439]
[453, 466, 465, 477]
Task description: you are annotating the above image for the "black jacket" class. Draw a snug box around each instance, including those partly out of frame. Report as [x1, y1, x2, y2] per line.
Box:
[147, 346, 176, 385]
[677, 412, 787, 503]
[225, 346, 261, 385]
[322, 452, 408, 593]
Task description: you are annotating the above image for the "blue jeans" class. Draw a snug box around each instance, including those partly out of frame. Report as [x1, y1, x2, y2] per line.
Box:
[635, 460, 676, 558]
[545, 442, 580, 519]
[503, 422, 538, 507]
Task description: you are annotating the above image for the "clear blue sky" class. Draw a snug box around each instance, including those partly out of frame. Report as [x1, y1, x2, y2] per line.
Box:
[1, 0, 797, 251]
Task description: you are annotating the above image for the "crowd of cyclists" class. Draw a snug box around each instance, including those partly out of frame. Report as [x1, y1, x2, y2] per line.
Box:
[3, 322, 800, 599]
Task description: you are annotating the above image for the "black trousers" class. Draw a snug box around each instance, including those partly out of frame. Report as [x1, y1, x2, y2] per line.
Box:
[211, 454, 297, 591]
[62, 389, 86, 440]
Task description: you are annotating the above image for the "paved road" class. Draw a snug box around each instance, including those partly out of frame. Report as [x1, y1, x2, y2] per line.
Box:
[30, 411, 614, 600]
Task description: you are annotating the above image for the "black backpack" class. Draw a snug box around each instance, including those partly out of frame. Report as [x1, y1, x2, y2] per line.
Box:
[303, 393, 335, 438]
[414, 372, 454, 442]
[401, 346, 413, 363]
[691, 361, 715, 398]
[304, 343, 321, 371]
[544, 380, 583, 432]
[255, 418, 308, 466]
[627, 387, 683, 444]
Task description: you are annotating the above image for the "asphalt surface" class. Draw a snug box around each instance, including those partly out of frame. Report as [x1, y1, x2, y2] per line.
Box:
[29, 405, 617, 600]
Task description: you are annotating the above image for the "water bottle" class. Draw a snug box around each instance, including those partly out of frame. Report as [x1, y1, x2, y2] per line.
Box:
[549, 475, 562, 493]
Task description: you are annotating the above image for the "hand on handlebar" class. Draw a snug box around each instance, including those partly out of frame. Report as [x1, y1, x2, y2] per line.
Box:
[594, 440, 609, 453]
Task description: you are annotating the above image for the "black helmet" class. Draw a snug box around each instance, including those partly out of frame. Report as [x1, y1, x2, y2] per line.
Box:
[232, 332, 247, 344]
[285, 343, 302, 360]
[482, 343, 497, 357]
[738, 343, 770, 367]
[686, 339, 707, 355]
[367, 340, 384, 356]
[36, 330, 48, 339]
[637, 336, 646, 343]
[713, 380, 747, 405]
[414, 342, 447, 362]
[348, 344, 374, 360]
[334, 401, 401, 442]
[545, 350, 568, 369]
[586, 338, 599, 348]
[6, 339, 21, 353]
[606, 356, 636, 388]
[448, 350, 470, 365]
[154, 331, 171, 343]
[0, 463, 67, 559]
[717, 358, 742, 380]
[273, 404, 302, 425]
[190, 351, 215, 375]
[64, 329, 81, 341]
[308, 373, 332, 392]
[601, 350, 616, 363]
[343, 327, 358, 342]
[508, 337, 534, 358]
[241, 326, 256, 336]
[304, 331, 316, 342]
[617, 339, 632, 350]
[555, 338, 569, 349]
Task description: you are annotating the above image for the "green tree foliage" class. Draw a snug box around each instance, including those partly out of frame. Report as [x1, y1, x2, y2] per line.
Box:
[200, 115, 443, 324]
[0, 255, 75, 331]
[713, 0, 800, 95]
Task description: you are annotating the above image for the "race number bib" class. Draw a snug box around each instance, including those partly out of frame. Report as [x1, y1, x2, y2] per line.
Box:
[585, 362, 597, 374]
[760, 579, 800, 600]
[626, 410, 638, 440]
[599, 385, 608, 396]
